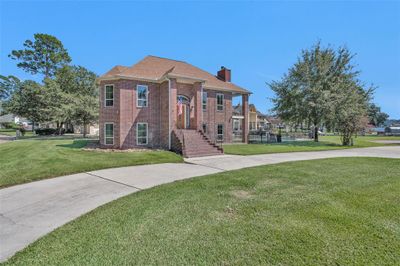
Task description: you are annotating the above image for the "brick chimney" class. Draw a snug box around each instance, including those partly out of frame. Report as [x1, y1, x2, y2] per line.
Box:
[217, 66, 231, 82]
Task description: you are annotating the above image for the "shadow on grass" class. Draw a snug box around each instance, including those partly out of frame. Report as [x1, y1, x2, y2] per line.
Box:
[56, 139, 91, 149]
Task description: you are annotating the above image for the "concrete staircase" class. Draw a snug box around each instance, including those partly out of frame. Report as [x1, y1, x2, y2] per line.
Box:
[174, 129, 223, 158]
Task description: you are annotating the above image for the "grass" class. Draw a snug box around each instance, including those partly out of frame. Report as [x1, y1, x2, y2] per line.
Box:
[224, 135, 400, 155]
[4, 157, 399, 265]
[0, 128, 35, 137]
[0, 138, 182, 188]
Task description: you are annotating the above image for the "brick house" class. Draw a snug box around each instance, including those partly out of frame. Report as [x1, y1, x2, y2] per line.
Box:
[97, 56, 250, 157]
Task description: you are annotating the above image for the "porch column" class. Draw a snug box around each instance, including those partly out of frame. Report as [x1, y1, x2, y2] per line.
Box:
[242, 94, 249, 143]
[170, 78, 178, 131]
[194, 82, 202, 130]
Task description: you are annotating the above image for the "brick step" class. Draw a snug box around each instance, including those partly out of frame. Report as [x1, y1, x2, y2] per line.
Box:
[178, 129, 224, 158]
[184, 151, 222, 157]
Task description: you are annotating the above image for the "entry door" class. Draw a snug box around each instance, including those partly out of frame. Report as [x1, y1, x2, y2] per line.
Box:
[177, 95, 190, 129]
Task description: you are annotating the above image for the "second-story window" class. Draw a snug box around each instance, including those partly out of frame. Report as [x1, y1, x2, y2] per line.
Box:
[202, 91, 207, 111]
[105, 85, 114, 107]
[137, 85, 148, 107]
[216, 93, 224, 111]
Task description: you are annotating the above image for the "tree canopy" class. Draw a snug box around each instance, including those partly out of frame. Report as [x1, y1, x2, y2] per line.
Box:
[9, 33, 71, 78]
[270, 42, 373, 145]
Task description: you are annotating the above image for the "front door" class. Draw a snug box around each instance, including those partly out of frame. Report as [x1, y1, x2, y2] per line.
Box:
[177, 95, 190, 129]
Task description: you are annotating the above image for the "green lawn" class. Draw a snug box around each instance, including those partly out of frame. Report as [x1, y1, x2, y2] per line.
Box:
[0, 138, 182, 188]
[0, 129, 35, 137]
[4, 158, 399, 265]
[224, 135, 400, 155]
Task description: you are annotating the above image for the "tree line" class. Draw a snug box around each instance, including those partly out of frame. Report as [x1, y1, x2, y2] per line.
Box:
[269, 42, 388, 145]
[0, 33, 98, 137]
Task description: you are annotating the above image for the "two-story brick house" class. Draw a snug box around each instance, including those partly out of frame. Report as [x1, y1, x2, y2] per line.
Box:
[97, 56, 250, 157]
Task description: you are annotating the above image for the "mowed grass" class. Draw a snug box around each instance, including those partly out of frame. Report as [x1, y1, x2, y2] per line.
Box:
[0, 129, 35, 137]
[224, 135, 400, 155]
[0, 138, 182, 188]
[5, 158, 400, 265]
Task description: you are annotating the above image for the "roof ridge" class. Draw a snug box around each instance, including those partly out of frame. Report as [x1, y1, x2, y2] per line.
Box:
[147, 55, 187, 63]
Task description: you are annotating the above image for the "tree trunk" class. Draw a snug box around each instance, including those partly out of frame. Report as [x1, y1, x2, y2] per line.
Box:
[83, 122, 87, 138]
[314, 126, 319, 142]
[59, 122, 64, 135]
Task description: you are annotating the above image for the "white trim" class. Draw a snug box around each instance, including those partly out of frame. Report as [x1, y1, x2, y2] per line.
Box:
[104, 84, 114, 107]
[104, 122, 114, 145]
[202, 90, 207, 111]
[217, 123, 224, 141]
[136, 84, 148, 107]
[168, 78, 171, 150]
[136, 122, 148, 145]
[95, 76, 250, 95]
[216, 93, 224, 111]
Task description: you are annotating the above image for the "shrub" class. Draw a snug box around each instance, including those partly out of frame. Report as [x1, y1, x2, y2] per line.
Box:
[35, 128, 65, 135]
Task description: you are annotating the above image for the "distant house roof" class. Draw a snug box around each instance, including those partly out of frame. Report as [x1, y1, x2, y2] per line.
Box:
[98, 55, 250, 94]
[0, 114, 30, 124]
[0, 114, 15, 123]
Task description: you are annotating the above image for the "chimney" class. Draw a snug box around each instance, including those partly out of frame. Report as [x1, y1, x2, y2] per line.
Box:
[217, 66, 231, 82]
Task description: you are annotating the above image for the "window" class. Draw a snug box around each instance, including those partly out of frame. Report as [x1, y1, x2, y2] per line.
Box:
[137, 85, 148, 107]
[202, 123, 207, 133]
[104, 85, 114, 107]
[104, 123, 114, 145]
[136, 123, 148, 145]
[233, 120, 240, 131]
[217, 124, 224, 141]
[216, 93, 224, 111]
[202, 91, 207, 111]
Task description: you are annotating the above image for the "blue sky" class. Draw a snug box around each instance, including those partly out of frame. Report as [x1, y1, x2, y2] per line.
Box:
[1, 0, 399, 118]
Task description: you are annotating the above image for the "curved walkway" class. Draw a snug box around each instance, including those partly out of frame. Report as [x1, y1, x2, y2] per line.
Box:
[1, 146, 399, 261]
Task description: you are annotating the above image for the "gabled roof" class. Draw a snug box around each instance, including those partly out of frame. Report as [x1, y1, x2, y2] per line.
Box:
[99, 55, 250, 94]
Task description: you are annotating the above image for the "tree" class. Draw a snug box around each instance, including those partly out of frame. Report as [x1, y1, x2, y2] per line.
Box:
[0, 75, 20, 101]
[331, 80, 372, 145]
[4, 80, 51, 128]
[270, 42, 365, 143]
[55, 65, 98, 137]
[367, 103, 389, 127]
[9, 33, 71, 78]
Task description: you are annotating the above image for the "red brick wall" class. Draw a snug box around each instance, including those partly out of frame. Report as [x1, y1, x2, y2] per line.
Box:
[99, 79, 163, 149]
[99, 78, 236, 149]
[202, 89, 233, 143]
[99, 81, 120, 149]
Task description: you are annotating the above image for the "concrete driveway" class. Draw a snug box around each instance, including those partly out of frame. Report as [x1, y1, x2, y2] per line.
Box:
[1, 146, 399, 261]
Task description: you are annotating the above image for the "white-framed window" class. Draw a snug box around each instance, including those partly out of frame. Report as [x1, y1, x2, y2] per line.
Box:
[136, 122, 148, 145]
[137, 85, 148, 107]
[217, 124, 224, 141]
[104, 85, 114, 107]
[104, 123, 114, 145]
[216, 93, 224, 111]
[202, 91, 207, 111]
[233, 120, 240, 131]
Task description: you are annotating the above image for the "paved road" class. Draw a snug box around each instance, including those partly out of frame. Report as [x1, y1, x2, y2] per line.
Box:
[1, 146, 399, 261]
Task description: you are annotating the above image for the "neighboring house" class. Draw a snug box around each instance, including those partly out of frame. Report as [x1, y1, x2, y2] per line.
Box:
[0, 114, 33, 129]
[97, 55, 251, 157]
[233, 104, 270, 133]
[385, 126, 400, 136]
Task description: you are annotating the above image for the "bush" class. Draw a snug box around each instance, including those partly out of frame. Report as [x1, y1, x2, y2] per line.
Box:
[0, 122, 18, 129]
[35, 128, 65, 135]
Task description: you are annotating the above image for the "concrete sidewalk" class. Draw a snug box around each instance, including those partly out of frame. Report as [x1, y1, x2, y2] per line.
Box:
[1, 146, 399, 261]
